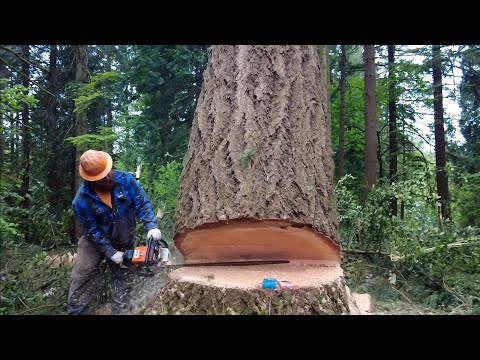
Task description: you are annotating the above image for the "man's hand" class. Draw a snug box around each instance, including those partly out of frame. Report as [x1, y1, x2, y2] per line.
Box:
[147, 228, 162, 241]
[110, 251, 124, 264]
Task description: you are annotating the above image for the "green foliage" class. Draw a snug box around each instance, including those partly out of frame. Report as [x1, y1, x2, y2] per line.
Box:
[69, 72, 121, 114]
[139, 158, 183, 245]
[389, 225, 480, 313]
[0, 179, 24, 247]
[0, 177, 71, 248]
[26, 179, 71, 247]
[0, 80, 39, 116]
[451, 171, 480, 226]
[236, 149, 256, 170]
[336, 173, 480, 313]
[65, 126, 118, 151]
[127, 45, 208, 170]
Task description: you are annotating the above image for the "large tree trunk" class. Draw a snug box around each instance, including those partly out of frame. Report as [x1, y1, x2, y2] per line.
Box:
[174, 45, 340, 265]
[364, 45, 377, 194]
[154, 46, 351, 315]
[432, 45, 450, 221]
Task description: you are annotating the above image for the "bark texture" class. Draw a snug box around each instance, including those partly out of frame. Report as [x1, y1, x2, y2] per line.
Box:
[143, 265, 352, 315]
[174, 45, 338, 256]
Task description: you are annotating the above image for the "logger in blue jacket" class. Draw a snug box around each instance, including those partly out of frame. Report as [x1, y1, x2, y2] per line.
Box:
[68, 149, 162, 315]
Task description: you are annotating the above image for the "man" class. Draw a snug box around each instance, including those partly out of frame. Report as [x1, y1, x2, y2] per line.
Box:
[68, 149, 162, 315]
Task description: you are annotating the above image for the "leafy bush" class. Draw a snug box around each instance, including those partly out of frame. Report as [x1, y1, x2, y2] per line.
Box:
[26, 179, 72, 248]
[139, 158, 183, 246]
[0, 179, 24, 248]
[336, 174, 480, 313]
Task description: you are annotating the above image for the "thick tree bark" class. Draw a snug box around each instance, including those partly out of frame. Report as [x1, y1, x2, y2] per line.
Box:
[143, 264, 359, 315]
[74, 45, 89, 240]
[318, 45, 331, 130]
[174, 45, 339, 265]
[388, 45, 398, 216]
[432, 45, 450, 221]
[338, 45, 347, 178]
[364, 45, 377, 194]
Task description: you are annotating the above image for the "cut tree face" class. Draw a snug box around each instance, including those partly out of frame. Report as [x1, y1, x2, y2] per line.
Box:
[175, 219, 341, 265]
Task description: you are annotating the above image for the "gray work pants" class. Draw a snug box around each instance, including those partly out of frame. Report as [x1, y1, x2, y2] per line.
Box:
[67, 235, 133, 315]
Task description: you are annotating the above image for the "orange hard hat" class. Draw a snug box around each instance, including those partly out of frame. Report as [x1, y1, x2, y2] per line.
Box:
[79, 149, 113, 181]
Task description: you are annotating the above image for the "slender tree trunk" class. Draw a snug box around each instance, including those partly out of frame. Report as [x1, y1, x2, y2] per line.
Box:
[10, 115, 15, 172]
[74, 45, 89, 241]
[0, 60, 5, 175]
[20, 45, 30, 242]
[388, 45, 398, 216]
[364, 45, 377, 194]
[46, 45, 59, 210]
[105, 49, 114, 153]
[400, 118, 405, 220]
[432, 45, 450, 221]
[377, 130, 383, 179]
[338, 45, 347, 178]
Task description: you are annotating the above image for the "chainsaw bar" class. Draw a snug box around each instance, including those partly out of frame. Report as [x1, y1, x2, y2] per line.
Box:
[168, 259, 290, 267]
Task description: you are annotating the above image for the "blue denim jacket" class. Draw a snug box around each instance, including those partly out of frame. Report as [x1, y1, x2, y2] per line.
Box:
[72, 169, 158, 258]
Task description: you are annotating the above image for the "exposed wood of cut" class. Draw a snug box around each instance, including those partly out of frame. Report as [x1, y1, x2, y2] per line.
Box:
[144, 264, 359, 315]
[174, 45, 339, 264]
[177, 219, 340, 264]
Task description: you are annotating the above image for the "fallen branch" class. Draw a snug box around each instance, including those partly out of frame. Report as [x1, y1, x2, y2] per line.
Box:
[343, 249, 390, 256]
[391, 240, 480, 262]
[423, 241, 480, 254]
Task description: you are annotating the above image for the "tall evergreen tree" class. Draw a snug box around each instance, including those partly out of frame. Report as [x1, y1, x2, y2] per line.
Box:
[432, 45, 450, 221]
[364, 45, 377, 194]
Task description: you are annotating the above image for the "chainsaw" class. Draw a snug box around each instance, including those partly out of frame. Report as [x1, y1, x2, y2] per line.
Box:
[122, 236, 169, 277]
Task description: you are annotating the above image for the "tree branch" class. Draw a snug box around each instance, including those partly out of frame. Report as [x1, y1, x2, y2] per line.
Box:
[0, 45, 49, 73]
[0, 57, 55, 97]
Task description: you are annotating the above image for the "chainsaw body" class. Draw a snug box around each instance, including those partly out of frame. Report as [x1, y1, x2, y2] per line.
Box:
[123, 237, 169, 276]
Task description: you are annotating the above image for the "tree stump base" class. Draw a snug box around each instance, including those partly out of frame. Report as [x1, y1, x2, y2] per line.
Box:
[143, 263, 359, 315]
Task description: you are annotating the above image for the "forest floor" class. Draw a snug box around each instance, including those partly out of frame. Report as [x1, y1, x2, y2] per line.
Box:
[371, 300, 449, 315]
[0, 244, 463, 315]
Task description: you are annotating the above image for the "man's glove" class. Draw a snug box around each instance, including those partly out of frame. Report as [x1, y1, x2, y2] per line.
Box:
[147, 228, 162, 241]
[110, 251, 124, 264]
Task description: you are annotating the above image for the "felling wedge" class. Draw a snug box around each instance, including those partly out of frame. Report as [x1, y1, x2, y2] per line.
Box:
[173, 219, 341, 267]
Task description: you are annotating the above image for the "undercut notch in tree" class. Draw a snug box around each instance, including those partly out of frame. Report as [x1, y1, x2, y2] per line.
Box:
[144, 45, 358, 315]
[175, 219, 340, 265]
